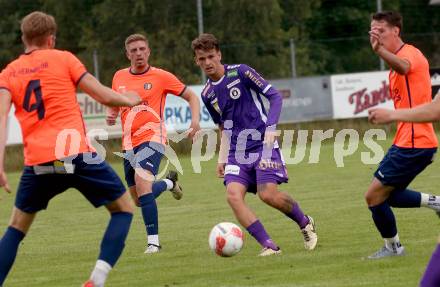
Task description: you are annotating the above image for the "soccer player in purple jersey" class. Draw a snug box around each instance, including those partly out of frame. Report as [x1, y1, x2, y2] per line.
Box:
[191, 33, 318, 256]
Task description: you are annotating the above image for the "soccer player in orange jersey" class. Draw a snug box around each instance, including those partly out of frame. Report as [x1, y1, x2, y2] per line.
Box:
[0, 12, 142, 287]
[370, 94, 440, 285]
[106, 34, 201, 254]
[363, 11, 440, 260]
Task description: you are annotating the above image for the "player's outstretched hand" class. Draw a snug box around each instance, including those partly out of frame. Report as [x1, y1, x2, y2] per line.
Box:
[188, 121, 201, 141]
[263, 130, 278, 147]
[216, 163, 225, 178]
[0, 171, 11, 194]
[123, 91, 142, 107]
[368, 108, 394, 124]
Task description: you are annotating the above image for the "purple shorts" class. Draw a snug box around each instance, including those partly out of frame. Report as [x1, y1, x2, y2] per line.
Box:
[224, 147, 288, 193]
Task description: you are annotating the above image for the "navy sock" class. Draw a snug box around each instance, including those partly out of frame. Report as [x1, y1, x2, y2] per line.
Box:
[0, 227, 25, 285]
[139, 193, 158, 235]
[387, 188, 421, 208]
[98, 212, 133, 267]
[152, 180, 167, 199]
[369, 201, 397, 238]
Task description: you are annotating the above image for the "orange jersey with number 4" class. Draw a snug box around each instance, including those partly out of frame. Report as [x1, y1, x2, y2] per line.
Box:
[390, 44, 438, 148]
[0, 49, 92, 165]
[112, 67, 185, 150]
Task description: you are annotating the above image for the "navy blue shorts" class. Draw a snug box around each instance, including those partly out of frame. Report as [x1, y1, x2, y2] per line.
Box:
[374, 145, 437, 189]
[15, 153, 126, 213]
[123, 141, 165, 187]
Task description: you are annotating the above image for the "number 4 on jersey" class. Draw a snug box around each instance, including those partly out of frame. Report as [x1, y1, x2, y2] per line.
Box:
[23, 79, 45, 120]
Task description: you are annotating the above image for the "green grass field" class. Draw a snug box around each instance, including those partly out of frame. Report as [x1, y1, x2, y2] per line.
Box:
[1, 136, 439, 287]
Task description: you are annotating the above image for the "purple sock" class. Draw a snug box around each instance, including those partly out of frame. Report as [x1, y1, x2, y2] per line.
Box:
[246, 220, 278, 250]
[420, 244, 440, 287]
[285, 203, 309, 229]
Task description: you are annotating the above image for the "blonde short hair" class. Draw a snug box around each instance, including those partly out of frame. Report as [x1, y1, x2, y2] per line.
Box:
[125, 34, 149, 50]
[21, 11, 57, 46]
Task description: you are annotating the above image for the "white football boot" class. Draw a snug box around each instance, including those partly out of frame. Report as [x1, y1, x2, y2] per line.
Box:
[258, 247, 282, 257]
[301, 215, 318, 250]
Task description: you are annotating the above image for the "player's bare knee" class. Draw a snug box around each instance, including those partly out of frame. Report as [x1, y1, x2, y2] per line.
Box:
[257, 190, 275, 206]
[226, 193, 240, 206]
[364, 191, 374, 206]
[364, 190, 384, 207]
[9, 208, 35, 234]
[106, 192, 134, 214]
[226, 190, 243, 208]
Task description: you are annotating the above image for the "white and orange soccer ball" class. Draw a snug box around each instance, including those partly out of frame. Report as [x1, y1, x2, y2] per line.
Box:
[208, 222, 244, 257]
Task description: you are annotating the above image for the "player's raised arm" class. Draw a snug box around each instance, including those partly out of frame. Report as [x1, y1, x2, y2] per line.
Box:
[369, 14, 410, 75]
[180, 88, 201, 139]
[0, 89, 11, 193]
[78, 73, 141, 107]
[370, 31, 410, 75]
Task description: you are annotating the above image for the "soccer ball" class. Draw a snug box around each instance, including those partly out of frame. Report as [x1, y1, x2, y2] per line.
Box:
[208, 222, 244, 257]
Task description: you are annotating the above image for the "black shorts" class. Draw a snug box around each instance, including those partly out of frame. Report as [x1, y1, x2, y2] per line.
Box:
[123, 141, 164, 187]
[15, 153, 126, 213]
[374, 145, 437, 189]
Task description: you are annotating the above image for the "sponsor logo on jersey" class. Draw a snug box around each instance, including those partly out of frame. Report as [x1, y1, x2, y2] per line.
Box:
[229, 87, 241, 99]
[144, 83, 152, 90]
[227, 70, 238, 78]
[226, 79, 241, 89]
[210, 98, 222, 115]
[207, 91, 215, 99]
[244, 70, 264, 88]
[227, 64, 241, 69]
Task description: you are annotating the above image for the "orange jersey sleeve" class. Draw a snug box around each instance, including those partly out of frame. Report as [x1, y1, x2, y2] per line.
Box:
[2, 49, 93, 165]
[67, 51, 88, 84]
[162, 70, 186, 96]
[112, 67, 185, 150]
[0, 70, 11, 92]
[391, 44, 438, 148]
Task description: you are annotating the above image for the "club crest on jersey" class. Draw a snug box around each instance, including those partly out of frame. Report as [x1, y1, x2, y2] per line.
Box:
[229, 87, 241, 99]
[144, 83, 152, 90]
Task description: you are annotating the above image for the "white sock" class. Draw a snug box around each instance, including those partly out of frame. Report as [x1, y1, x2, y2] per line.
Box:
[421, 193, 440, 211]
[163, 179, 174, 190]
[384, 234, 403, 253]
[90, 260, 112, 287]
[148, 234, 160, 246]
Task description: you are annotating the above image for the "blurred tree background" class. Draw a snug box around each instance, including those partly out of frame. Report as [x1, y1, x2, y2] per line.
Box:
[0, 0, 439, 85]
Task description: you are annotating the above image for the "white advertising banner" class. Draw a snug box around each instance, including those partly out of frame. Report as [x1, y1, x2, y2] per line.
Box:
[331, 71, 394, 119]
[163, 85, 216, 132]
[6, 85, 216, 145]
[6, 106, 22, 145]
